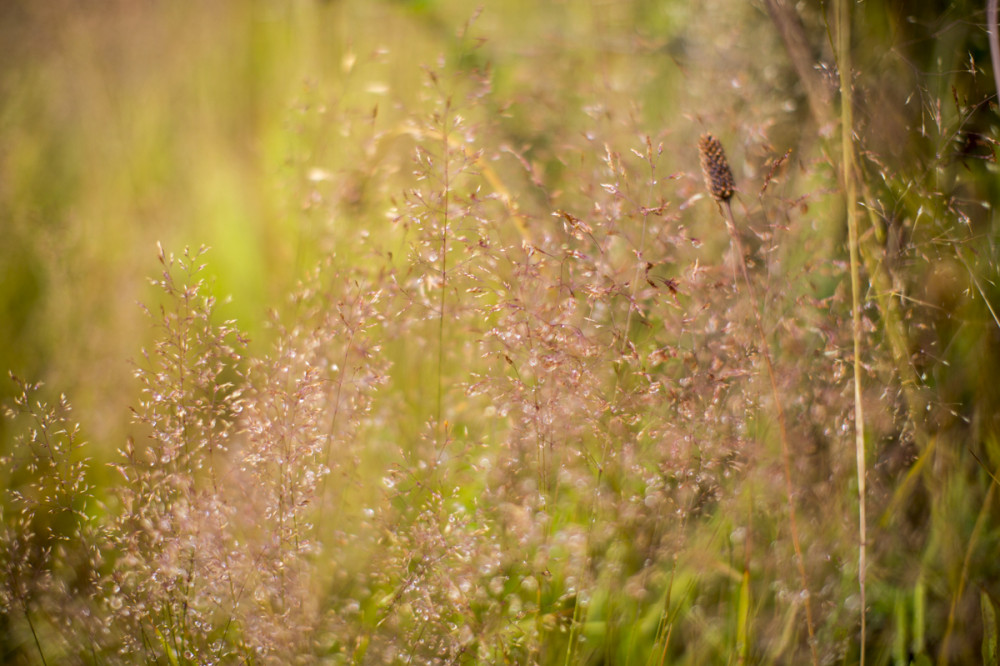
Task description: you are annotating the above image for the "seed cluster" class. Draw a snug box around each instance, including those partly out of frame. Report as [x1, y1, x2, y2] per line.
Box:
[698, 133, 736, 202]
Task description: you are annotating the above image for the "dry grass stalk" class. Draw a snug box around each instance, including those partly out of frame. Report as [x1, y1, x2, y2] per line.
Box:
[699, 133, 819, 665]
[836, 0, 868, 661]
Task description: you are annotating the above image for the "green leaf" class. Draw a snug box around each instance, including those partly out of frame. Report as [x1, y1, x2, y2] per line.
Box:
[983, 590, 999, 666]
[154, 625, 180, 666]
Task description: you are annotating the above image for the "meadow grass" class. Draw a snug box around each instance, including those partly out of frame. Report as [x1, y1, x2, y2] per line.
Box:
[3, 1, 1000, 664]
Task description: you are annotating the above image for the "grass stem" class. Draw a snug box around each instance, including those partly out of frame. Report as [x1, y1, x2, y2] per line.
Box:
[721, 199, 818, 666]
[836, 0, 867, 660]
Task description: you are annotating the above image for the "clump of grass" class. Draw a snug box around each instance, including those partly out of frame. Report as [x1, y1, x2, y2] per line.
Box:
[1, 376, 106, 664]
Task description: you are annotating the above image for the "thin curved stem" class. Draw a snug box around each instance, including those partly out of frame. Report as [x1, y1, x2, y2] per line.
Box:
[836, 0, 867, 660]
[722, 200, 818, 666]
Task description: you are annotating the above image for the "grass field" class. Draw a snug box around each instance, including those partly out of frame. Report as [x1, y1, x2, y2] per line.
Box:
[3, 1, 1000, 663]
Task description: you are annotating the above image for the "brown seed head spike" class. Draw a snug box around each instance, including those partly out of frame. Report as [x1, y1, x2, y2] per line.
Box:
[698, 133, 735, 202]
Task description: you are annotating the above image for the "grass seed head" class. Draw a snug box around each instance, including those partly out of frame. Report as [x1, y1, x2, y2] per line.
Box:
[699, 133, 736, 202]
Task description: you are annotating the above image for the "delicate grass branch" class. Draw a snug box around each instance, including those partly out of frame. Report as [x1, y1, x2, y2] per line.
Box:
[437, 99, 451, 433]
[700, 133, 818, 665]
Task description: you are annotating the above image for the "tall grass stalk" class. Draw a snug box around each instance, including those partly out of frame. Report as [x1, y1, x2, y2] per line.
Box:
[719, 197, 818, 666]
[437, 100, 451, 434]
[836, 0, 867, 660]
[702, 131, 818, 664]
[990, 0, 1000, 103]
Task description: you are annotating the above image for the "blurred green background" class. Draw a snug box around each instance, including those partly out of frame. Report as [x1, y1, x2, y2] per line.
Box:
[0, 0, 715, 446]
[1, 0, 435, 444]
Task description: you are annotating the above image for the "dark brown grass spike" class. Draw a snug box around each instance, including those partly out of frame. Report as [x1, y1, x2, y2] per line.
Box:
[699, 133, 736, 202]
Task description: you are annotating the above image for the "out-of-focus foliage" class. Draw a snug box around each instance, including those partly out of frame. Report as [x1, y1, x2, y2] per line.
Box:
[2, 0, 1000, 663]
